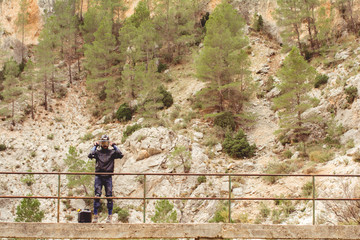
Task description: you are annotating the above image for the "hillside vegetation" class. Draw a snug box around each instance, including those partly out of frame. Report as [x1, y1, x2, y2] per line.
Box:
[0, 0, 360, 225]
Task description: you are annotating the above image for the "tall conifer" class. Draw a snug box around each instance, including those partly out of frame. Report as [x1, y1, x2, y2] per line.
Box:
[196, 1, 252, 114]
[2, 59, 22, 126]
[273, 47, 317, 144]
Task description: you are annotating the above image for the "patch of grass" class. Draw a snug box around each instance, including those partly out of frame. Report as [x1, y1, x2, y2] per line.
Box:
[263, 161, 298, 184]
[47, 134, 54, 140]
[309, 149, 334, 163]
[81, 133, 95, 142]
[122, 124, 142, 143]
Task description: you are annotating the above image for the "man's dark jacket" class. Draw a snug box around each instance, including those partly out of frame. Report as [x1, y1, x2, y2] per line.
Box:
[88, 146, 123, 173]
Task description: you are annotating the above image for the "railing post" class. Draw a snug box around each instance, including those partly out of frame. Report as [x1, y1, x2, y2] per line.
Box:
[229, 175, 232, 223]
[312, 175, 315, 225]
[143, 174, 146, 223]
[57, 173, 61, 223]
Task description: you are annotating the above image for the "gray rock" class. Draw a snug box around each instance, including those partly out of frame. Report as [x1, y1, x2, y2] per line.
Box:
[174, 118, 184, 124]
[194, 132, 204, 140]
[335, 50, 350, 60]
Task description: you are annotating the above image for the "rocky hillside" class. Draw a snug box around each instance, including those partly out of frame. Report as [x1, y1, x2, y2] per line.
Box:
[1, 0, 360, 225]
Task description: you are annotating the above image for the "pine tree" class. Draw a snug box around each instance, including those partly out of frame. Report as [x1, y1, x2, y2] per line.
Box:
[64, 146, 94, 196]
[35, 17, 57, 111]
[334, 0, 359, 33]
[128, 0, 150, 28]
[15, 196, 45, 222]
[154, 0, 198, 62]
[196, 0, 252, 114]
[273, 47, 317, 144]
[316, 6, 334, 49]
[16, 0, 30, 63]
[23, 60, 38, 120]
[301, 0, 321, 51]
[80, 6, 103, 45]
[84, 16, 120, 114]
[119, 2, 158, 104]
[2, 59, 22, 126]
[137, 60, 163, 119]
[53, 0, 78, 84]
[275, 0, 305, 53]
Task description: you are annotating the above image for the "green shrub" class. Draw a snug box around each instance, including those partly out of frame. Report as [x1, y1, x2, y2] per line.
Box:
[98, 87, 106, 101]
[301, 181, 313, 197]
[157, 85, 173, 109]
[113, 206, 130, 223]
[47, 134, 54, 140]
[116, 103, 133, 122]
[15, 196, 45, 222]
[151, 200, 178, 223]
[122, 124, 142, 142]
[253, 14, 264, 32]
[197, 176, 207, 184]
[209, 201, 232, 223]
[214, 112, 236, 131]
[222, 130, 256, 158]
[157, 62, 168, 73]
[0, 144, 6, 151]
[259, 202, 270, 218]
[21, 173, 35, 186]
[345, 86, 358, 104]
[353, 151, 360, 162]
[278, 134, 291, 146]
[314, 74, 329, 88]
[283, 150, 293, 159]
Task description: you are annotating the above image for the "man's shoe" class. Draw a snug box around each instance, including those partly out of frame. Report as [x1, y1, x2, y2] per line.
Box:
[93, 215, 98, 223]
[106, 215, 112, 223]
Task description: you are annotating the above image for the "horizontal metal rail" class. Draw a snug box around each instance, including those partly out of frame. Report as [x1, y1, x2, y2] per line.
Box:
[1, 171, 359, 224]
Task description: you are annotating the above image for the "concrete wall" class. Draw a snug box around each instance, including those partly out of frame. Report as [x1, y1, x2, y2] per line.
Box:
[1, 223, 360, 239]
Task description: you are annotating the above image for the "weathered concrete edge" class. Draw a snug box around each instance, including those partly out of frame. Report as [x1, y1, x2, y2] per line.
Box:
[1, 223, 360, 239]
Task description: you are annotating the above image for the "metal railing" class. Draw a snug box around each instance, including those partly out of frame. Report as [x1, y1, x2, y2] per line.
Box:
[1, 171, 360, 224]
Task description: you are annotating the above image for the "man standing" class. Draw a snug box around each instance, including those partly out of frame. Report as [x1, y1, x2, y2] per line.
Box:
[88, 134, 123, 223]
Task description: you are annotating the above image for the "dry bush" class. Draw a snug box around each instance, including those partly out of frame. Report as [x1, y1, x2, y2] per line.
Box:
[324, 181, 360, 225]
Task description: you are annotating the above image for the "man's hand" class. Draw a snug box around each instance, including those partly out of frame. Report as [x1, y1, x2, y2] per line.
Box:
[110, 142, 116, 147]
[94, 142, 99, 147]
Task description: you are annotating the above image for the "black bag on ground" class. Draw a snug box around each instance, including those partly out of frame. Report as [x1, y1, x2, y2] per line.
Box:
[78, 209, 92, 223]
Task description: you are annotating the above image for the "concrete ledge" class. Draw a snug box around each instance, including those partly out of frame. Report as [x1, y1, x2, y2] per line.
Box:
[1, 223, 360, 239]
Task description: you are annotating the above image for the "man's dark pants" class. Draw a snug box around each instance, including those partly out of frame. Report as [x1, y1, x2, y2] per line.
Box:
[94, 175, 113, 215]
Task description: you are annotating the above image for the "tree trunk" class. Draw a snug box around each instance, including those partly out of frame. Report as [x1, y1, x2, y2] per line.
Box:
[310, 6, 319, 48]
[80, 0, 84, 21]
[294, 24, 303, 55]
[51, 70, 55, 94]
[31, 89, 34, 120]
[68, 62, 72, 85]
[11, 101, 15, 126]
[21, 20, 25, 62]
[307, 19, 315, 51]
[44, 73, 48, 111]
